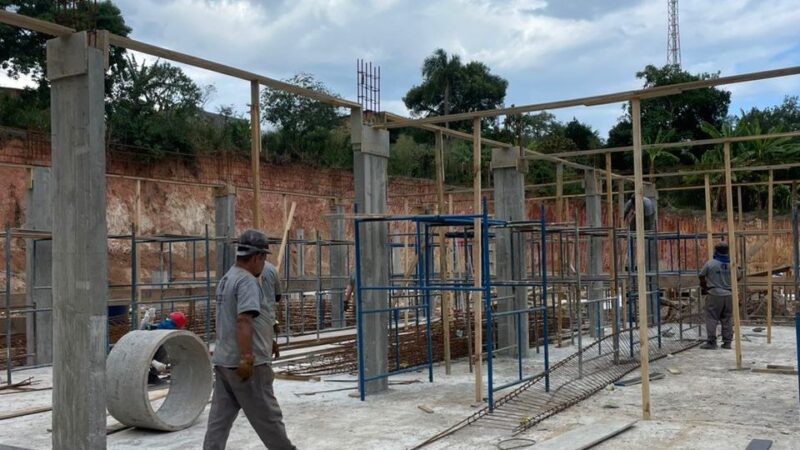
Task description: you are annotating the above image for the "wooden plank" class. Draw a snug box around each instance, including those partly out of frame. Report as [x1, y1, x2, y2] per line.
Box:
[434, 130, 452, 375]
[723, 142, 744, 369]
[276, 202, 297, 270]
[472, 116, 483, 403]
[751, 368, 798, 375]
[605, 153, 617, 334]
[555, 163, 564, 222]
[275, 373, 321, 382]
[705, 174, 714, 259]
[737, 185, 744, 230]
[251, 80, 262, 229]
[631, 98, 651, 420]
[766, 170, 774, 344]
[766, 364, 795, 370]
[417, 405, 434, 414]
[0, 405, 52, 421]
[534, 418, 637, 450]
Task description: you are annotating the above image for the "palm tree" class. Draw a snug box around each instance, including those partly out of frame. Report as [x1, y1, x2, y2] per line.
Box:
[644, 128, 686, 177]
[420, 49, 463, 128]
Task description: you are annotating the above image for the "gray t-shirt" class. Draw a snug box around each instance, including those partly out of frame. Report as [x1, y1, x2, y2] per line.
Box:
[212, 265, 273, 368]
[624, 197, 656, 230]
[261, 261, 282, 324]
[699, 258, 737, 296]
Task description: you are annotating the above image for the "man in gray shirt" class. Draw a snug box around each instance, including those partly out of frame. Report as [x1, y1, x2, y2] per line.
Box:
[203, 230, 295, 450]
[699, 242, 740, 350]
[261, 260, 283, 356]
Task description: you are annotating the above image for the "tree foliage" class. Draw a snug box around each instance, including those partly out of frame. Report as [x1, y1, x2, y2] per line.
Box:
[404, 48, 507, 131]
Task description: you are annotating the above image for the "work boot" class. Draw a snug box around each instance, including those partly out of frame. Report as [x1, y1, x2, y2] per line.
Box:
[700, 342, 717, 350]
[721, 342, 732, 349]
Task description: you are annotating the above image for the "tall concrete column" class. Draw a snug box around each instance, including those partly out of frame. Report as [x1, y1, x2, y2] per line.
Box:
[214, 185, 236, 279]
[352, 109, 389, 394]
[24, 168, 53, 366]
[327, 201, 347, 327]
[585, 170, 603, 337]
[491, 147, 528, 356]
[47, 32, 108, 449]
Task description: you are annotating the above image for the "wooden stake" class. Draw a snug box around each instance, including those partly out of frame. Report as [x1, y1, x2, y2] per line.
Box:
[631, 98, 651, 420]
[276, 202, 296, 270]
[605, 153, 616, 334]
[723, 142, 743, 369]
[766, 170, 774, 344]
[704, 174, 714, 260]
[434, 130, 452, 375]
[737, 185, 744, 230]
[555, 163, 564, 222]
[472, 117, 483, 403]
[250, 80, 262, 229]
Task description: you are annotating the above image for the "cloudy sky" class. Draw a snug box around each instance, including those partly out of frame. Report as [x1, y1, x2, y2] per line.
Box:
[5, 0, 800, 137]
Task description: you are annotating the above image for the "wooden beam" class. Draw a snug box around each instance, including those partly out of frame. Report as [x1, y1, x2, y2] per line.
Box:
[276, 202, 297, 270]
[472, 117, 483, 403]
[737, 185, 744, 230]
[434, 130, 452, 375]
[605, 153, 616, 334]
[250, 81, 262, 229]
[381, 66, 800, 128]
[555, 163, 564, 222]
[723, 142, 743, 369]
[766, 170, 774, 344]
[631, 98, 651, 420]
[541, 130, 800, 159]
[705, 174, 714, 260]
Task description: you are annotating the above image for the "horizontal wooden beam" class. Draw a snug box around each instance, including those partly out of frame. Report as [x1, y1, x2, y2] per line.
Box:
[540, 130, 800, 159]
[380, 66, 800, 129]
[0, 11, 359, 109]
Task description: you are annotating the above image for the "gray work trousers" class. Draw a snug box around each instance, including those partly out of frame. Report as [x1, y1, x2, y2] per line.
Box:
[203, 364, 295, 450]
[705, 293, 733, 344]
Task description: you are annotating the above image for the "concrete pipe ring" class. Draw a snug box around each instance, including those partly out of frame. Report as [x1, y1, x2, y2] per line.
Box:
[107, 330, 212, 431]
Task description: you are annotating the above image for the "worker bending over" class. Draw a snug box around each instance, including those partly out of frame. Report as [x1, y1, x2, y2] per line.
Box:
[699, 242, 740, 350]
[203, 229, 295, 450]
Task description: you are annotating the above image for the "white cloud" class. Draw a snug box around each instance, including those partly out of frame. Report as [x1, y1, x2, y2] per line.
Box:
[3, 0, 797, 137]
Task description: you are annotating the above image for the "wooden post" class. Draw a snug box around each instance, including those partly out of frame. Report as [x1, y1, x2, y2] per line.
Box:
[250, 80, 262, 229]
[631, 98, 651, 420]
[134, 179, 142, 304]
[434, 130, 452, 374]
[766, 170, 774, 343]
[704, 174, 714, 259]
[555, 163, 564, 222]
[276, 202, 296, 270]
[723, 142, 743, 369]
[472, 117, 482, 403]
[605, 153, 616, 335]
[737, 185, 744, 230]
[617, 178, 627, 325]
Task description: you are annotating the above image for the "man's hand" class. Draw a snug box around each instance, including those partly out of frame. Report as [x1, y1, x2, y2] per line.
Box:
[236, 354, 254, 381]
[272, 340, 280, 359]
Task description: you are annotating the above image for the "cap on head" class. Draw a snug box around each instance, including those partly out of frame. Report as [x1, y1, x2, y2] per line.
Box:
[714, 242, 729, 255]
[236, 229, 270, 256]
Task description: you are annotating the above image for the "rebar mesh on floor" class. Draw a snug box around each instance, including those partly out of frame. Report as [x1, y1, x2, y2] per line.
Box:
[414, 324, 702, 448]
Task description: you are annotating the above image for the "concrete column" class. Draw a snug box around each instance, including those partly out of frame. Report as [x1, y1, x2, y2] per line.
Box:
[327, 201, 347, 327]
[24, 168, 53, 366]
[585, 170, 603, 338]
[47, 32, 107, 449]
[491, 147, 528, 357]
[352, 109, 389, 394]
[214, 185, 236, 279]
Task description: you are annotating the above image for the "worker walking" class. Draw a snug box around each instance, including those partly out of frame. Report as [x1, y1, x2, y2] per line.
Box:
[699, 242, 740, 350]
[261, 259, 283, 358]
[203, 230, 295, 450]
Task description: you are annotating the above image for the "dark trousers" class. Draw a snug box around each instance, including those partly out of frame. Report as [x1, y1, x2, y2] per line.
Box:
[203, 364, 295, 450]
[705, 294, 733, 344]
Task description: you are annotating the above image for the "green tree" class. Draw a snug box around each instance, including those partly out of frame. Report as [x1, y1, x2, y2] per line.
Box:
[106, 55, 206, 157]
[261, 73, 346, 163]
[403, 48, 507, 132]
[0, 1, 131, 130]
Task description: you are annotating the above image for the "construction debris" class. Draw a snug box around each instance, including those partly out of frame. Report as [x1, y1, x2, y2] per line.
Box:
[417, 405, 434, 414]
[614, 372, 665, 387]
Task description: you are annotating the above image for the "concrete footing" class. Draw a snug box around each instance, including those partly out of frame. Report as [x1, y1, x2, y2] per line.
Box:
[106, 330, 212, 431]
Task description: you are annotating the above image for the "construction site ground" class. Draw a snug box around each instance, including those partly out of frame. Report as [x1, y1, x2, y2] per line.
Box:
[0, 326, 797, 449]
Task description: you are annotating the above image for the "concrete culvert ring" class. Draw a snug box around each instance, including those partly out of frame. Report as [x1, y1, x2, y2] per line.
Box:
[107, 330, 212, 431]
